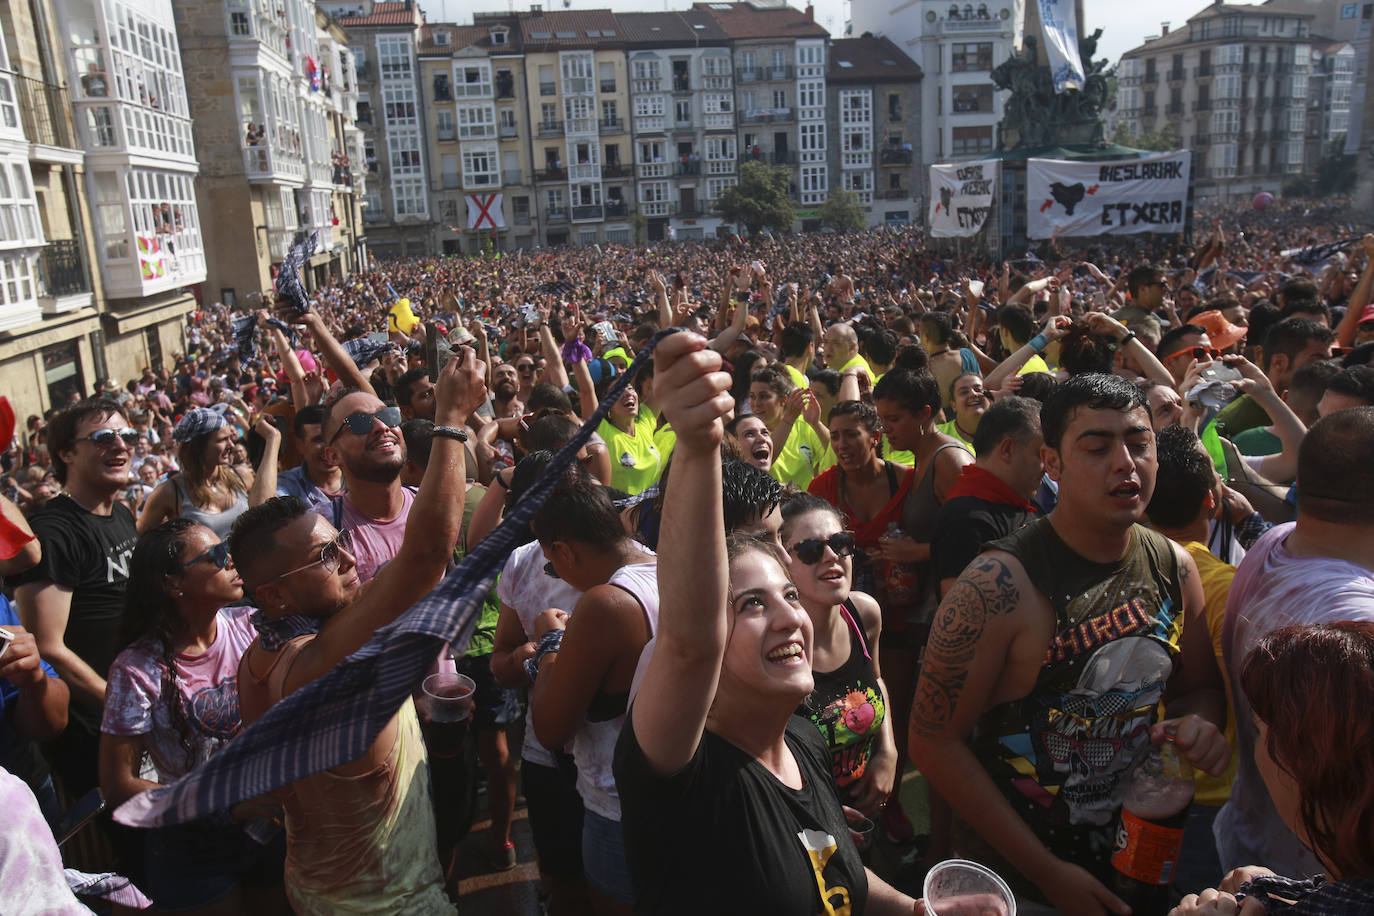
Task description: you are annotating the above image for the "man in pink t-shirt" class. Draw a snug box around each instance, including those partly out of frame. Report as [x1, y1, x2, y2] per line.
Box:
[1217, 407, 1374, 876]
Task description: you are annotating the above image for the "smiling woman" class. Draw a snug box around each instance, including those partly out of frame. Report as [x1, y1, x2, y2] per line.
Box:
[137, 407, 253, 539]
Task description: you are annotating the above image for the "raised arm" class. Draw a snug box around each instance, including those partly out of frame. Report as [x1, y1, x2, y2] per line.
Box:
[248, 418, 282, 508]
[708, 289, 751, 354]
[1228, 355, 1307, 484]
[1336, 234, 1374, 348]
[629, 332, 734, 776]
[649, 270, 672, 329]
[1087, 312, 1173, 387]
[301, 311, 375, 396]
[984, 316, 1073, 391]
[539, 322, 571, 390]
[282, 349, 487, 693]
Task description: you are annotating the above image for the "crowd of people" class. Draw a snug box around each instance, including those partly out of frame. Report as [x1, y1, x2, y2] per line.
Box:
[2, 195, 1374, 915]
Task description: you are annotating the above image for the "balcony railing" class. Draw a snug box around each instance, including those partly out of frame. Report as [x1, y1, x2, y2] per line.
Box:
[17, 75, 74, 148]
[672, 77, 691, 93]
[572, 204, 603, 221]
[500, 123, 517, 139]
[1168, 69, 1186, 81]
[676, 203, 702, 217]
[600, 79, 616, 93]
[1143, 72, 1158, 85]
[599, 117, 624, 133]
[602, 163, 629, 178]
[437, 127, 456, 142]
[540, 82, 556, 96]
[535, 168, 566, 181]
[880, 148, 913, 165]
[604, 200, 628, 218]
[740, 107, 793, 124]
[736, 68, 760, 83]
[39, 239, 90, 297]
[504, 169, 522, 185]
[1195, 65, 1212, 77]
[766, 65, 794, 81]
[547, 207, 568, 221]
[515, 210, 531, 226]
[496, 79, 516, 99]
[878, 188, 910, 200]
[1194, 100, 1212, 112]
[677, 161, 701, 175]
[539, 120, 563, 136]
[740, 150, 796, 165]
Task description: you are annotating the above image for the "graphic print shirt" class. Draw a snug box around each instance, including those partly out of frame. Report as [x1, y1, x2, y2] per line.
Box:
[973, 520, 1184, 874]
[799, 600, 886, 795]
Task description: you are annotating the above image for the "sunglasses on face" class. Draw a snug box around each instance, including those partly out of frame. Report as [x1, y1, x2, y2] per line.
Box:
[787, 532, 856, 565]
[81, 428, 140, 449]
[179, 541, 231, 570]
[1163, 346, 1220, 363]
[328, 406, 403, 444]
[269, 529, 354, 582]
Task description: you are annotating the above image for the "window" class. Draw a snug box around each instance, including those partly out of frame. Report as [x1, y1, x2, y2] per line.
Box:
[440, 155, 459, 188]
[706, 176, 736, 202]
[564, 95, 594, 131]
[463, 146, 500, 186]
[122, 167, 204, 275]
[433, 73, 452, 101]
[675, 100, 691, 123]
[800, 164, 827, 204]
[951, 43, 994, 72]
[1212, 109, 1239, 135]
[457, 64, 492, 97]
[388, 130, 423, 174]
[378, 36, 412, 81]
[539, 65, 555, 96]
[439, 199, 459, 223]
[0, 159, 42, 248]
[639, 181, 668, 203]
[798, 81, 824, 109]
[1218, 44, 1244, 66]
[457, 103, 496, 139]
[633, 95, 665, 118]
[800, 122, 826, 152]
[639, 140, 664, 163]
[436, 110, 455, 141]
[773, 90, 787, 109]
[702, 93, 732, 114]
[383, 86, 418, 125]
[602, 100, 619, 125]
[599, 61, 615, 93]
[1214, 74, 1241, 99]
[705, 136, 735, 160]
[393, 179, 427, 217]
[840, 90, 871, 123]
[952, 84, 993, 113]
[546, 188, 565, 214]
[951, 125, 994, 155]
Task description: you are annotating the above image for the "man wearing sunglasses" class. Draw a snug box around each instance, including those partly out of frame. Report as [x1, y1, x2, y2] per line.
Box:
[12, 398, 140, 805]
[1156, 323, 1215, 387]
[229, 349, 485, 915]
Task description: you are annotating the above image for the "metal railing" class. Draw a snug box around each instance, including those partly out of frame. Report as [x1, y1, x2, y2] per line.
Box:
[540, 82, 556, 96]
[880, 148, 913, 165]
[676, 161, 701, 175]
[538, 120, 563, 136]
[546, 207, 568, 221]
[599, 117, 623, 133]
[39, 239, 89, 297]
[600, 79, 616, 93]
[572, 204, 603, 221]
[535, 168, 566, 181]
[602, 164, 629, 178]
[500, 123, 517, 138]
[878, 188, 910, 200]
[504, 169, 522, 185]
[17, 75, 73, 148]
[604, 200, 628, 218]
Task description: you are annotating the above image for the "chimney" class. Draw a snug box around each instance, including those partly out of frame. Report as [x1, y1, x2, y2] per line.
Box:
[805, 3, 814, 21]
[1161, 21, 1169, 35]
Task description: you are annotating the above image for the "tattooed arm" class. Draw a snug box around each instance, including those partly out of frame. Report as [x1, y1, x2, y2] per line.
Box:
[908, 551, 1131, 916]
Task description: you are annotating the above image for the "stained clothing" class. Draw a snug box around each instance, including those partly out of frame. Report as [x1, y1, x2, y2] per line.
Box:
[615, 714, 867, 916]
[968, 520, 1184, 883]
[598, 414, 662, 495]
[799, 600, 886, 796]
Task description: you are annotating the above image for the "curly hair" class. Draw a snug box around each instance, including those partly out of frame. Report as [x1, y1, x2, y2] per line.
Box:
[121, 519, 203, 774]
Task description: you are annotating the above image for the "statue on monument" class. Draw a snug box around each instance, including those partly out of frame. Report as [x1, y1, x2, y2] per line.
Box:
[992, 29, 1113, 150]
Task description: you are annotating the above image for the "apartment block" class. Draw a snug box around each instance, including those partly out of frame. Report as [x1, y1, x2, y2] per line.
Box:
[175, 0, 366, 308]
[322, 0, 428, 256]
[826, 35, 922, 228]
[1117, 3, 1317, 198]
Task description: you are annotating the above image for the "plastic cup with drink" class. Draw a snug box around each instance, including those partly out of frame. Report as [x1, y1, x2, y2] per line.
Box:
[923, 859, 1016, 916]
[421, 672, 476, 723]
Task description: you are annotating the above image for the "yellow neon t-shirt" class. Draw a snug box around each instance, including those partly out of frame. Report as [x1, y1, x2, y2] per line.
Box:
[598, 412, 662, 495]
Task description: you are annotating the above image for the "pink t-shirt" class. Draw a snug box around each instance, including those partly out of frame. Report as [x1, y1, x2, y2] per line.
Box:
[101, 605, 257, 781]
[335, 487, 416, 583]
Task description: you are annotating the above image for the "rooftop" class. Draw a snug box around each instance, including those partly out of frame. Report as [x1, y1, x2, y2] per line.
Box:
[827, 36, 921, 82]
[613, 10, 730, 45]
[516, 9, 624, 49]
[330, 0, 422, 28]
[691, 2, 828, 41]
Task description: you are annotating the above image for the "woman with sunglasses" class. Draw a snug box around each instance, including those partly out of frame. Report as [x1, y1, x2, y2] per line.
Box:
[781, 493, 897, 819]
[100, 519, 288, 914]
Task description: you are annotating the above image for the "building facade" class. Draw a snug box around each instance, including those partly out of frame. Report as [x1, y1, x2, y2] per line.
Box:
[1116, 3, 1317, 199]
[847, 0, 1014, 166]
[826, 35, 922, 227]
[175, 0, 366, 308]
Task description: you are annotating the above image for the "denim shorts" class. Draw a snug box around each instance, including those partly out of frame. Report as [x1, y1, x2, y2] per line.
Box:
[582, 809, 634, 905]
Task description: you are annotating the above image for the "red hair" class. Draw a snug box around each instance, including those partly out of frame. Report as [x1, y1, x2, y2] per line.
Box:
[1242, 621, 1374, 879]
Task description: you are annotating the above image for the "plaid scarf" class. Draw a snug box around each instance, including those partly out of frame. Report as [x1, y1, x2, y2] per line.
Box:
[249, 609, 322, 652]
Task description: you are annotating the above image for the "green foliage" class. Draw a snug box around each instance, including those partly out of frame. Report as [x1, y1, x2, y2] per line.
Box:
[716, 161, 794, 235]
[1111, 121, 1180, 151]
[631, 211, 648, 244]
[817, 189, 867, 232]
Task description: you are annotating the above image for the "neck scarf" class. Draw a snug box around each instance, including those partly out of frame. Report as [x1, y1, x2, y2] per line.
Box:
[945, 464, 1037, 513]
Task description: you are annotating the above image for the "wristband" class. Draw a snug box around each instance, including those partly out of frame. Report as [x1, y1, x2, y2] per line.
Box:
[1119, 331, 1138, 347]
[1027, 332, 1049, 353]
[523, 628, 565, 683]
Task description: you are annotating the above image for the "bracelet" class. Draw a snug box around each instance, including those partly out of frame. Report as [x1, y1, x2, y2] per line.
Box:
[523, 628, 565, 683]
[1120, 331, 1138, 347]
[1027, 332, 1049, 353]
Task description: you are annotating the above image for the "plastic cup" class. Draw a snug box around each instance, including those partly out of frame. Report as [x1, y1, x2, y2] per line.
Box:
[922, 859, 1016, 916]
[421, 673, 475, 723]
[850, 816, 875, 854]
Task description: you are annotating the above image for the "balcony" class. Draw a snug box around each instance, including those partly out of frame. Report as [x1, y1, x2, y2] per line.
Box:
[500, 123, 517, 139]
[599, 117, 624, 133]
[740, 107, 793, 124]
[572, 204, 603, 221]
[538, 120, 563, 137]
[540, 82, 556, 96]
[496, 77, 516, 99]
[600, 79, 616, 94]
[535, 167, 566, 182]
[736, 68, 760, 83]
[1168, 69, 1186, 82]
[1143, 72, 1158, 85]
[673, 77, 691, 93]
[515, 210, 531, 226]
[17, 75, 74, 150]
[1195, 65, 1212, 77]
[1167, 103, 1185, 115]
[547, 207, 568, 221]
[1142, 106, 1157, 117]
[676, 203, 701, 217]
[504, 169, 522, 185]
[568, 162, 600, 181]
[878, 188, 910, 200]
[602, 163, 629, 179]
[1194, 100, 1212, 112]
[677, 160, 701, 176]
[880, 148, 913, 165]
[437, 126, 456, 142]
[39, 239, 90, 298]
[740, 150, 796, 166]
[604, 200, 628, 218]
[766, 65, 794, 81]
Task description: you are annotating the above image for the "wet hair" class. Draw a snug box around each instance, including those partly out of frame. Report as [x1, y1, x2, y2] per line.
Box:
[872, 368, 941, 417]
[778, 491, 842, 543]
[47, 397, 128, 484]
[722, 458, 784, 535]
[1242, 621, 1374, 879]
[997, 304, 1037, 346]
[121, 519, 210, 773]
[228, 495, 311, 587]
[394, 367, 429, 409]
[1296, 406, 1374, 525]
[1263, 318, 1334, 373]
[1289, 360, 1342, 406]
[1343, 342, 1374, 370]
[780, 321, 815, 360]
[750, 363, 794, 398]
[1146, 425, 1214, 529]
[827, 399, 881, 434]
[1040, 373, 1148, 450]
[971, 396, 1040, 456]
[1324, 365, 1374, 407]
[530, 463, 625, 550]
[293, 403, 328, 439]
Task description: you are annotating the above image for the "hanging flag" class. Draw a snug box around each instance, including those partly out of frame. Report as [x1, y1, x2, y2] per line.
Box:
[929, 160, 997, 238]
[1037, 0, 1086, 93]
[137, 234, 166, 280]
[466, 193, 505, 230]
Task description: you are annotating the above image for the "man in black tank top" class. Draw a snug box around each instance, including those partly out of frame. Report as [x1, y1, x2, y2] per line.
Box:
[907, 375, 1230, 916]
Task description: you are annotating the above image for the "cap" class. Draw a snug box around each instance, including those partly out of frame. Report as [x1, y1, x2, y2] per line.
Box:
[1360, 303, 1374, 326]
[1188, 309, 1247, 351]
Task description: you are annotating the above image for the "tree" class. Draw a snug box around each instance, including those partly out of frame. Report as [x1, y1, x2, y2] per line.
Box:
[817, 189, 867, 232]
[1111, 121, 1179, 151]
[716, 160, 794, 236]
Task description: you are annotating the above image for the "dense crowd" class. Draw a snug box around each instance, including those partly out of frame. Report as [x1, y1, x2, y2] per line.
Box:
[2, 194, 1374, 915]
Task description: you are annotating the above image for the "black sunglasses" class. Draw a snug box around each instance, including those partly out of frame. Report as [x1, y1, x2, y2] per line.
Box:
[329, 406, 403, 444]
[787, 532, 856, 565]
[179, 541, 231, 570]
[81, 427, 140, 449]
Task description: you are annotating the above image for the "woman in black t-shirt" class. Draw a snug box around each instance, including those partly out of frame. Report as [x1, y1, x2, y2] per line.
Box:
[613, 331, 922, 915]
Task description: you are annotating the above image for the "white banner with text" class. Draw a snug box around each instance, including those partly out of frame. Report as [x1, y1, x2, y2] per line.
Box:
[1027, 151, 1190, 239]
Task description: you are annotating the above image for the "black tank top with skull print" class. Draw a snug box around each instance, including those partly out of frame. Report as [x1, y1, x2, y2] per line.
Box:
[971, 518, 1184, 878]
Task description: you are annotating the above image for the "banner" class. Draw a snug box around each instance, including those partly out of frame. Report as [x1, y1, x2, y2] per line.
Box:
[1037, 0, 1085, 93]
[466, 193, 505, 230]
[928, 160, 997, 238]
[1027, 150, 1190, 239]
[137, 234, 166, 280]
